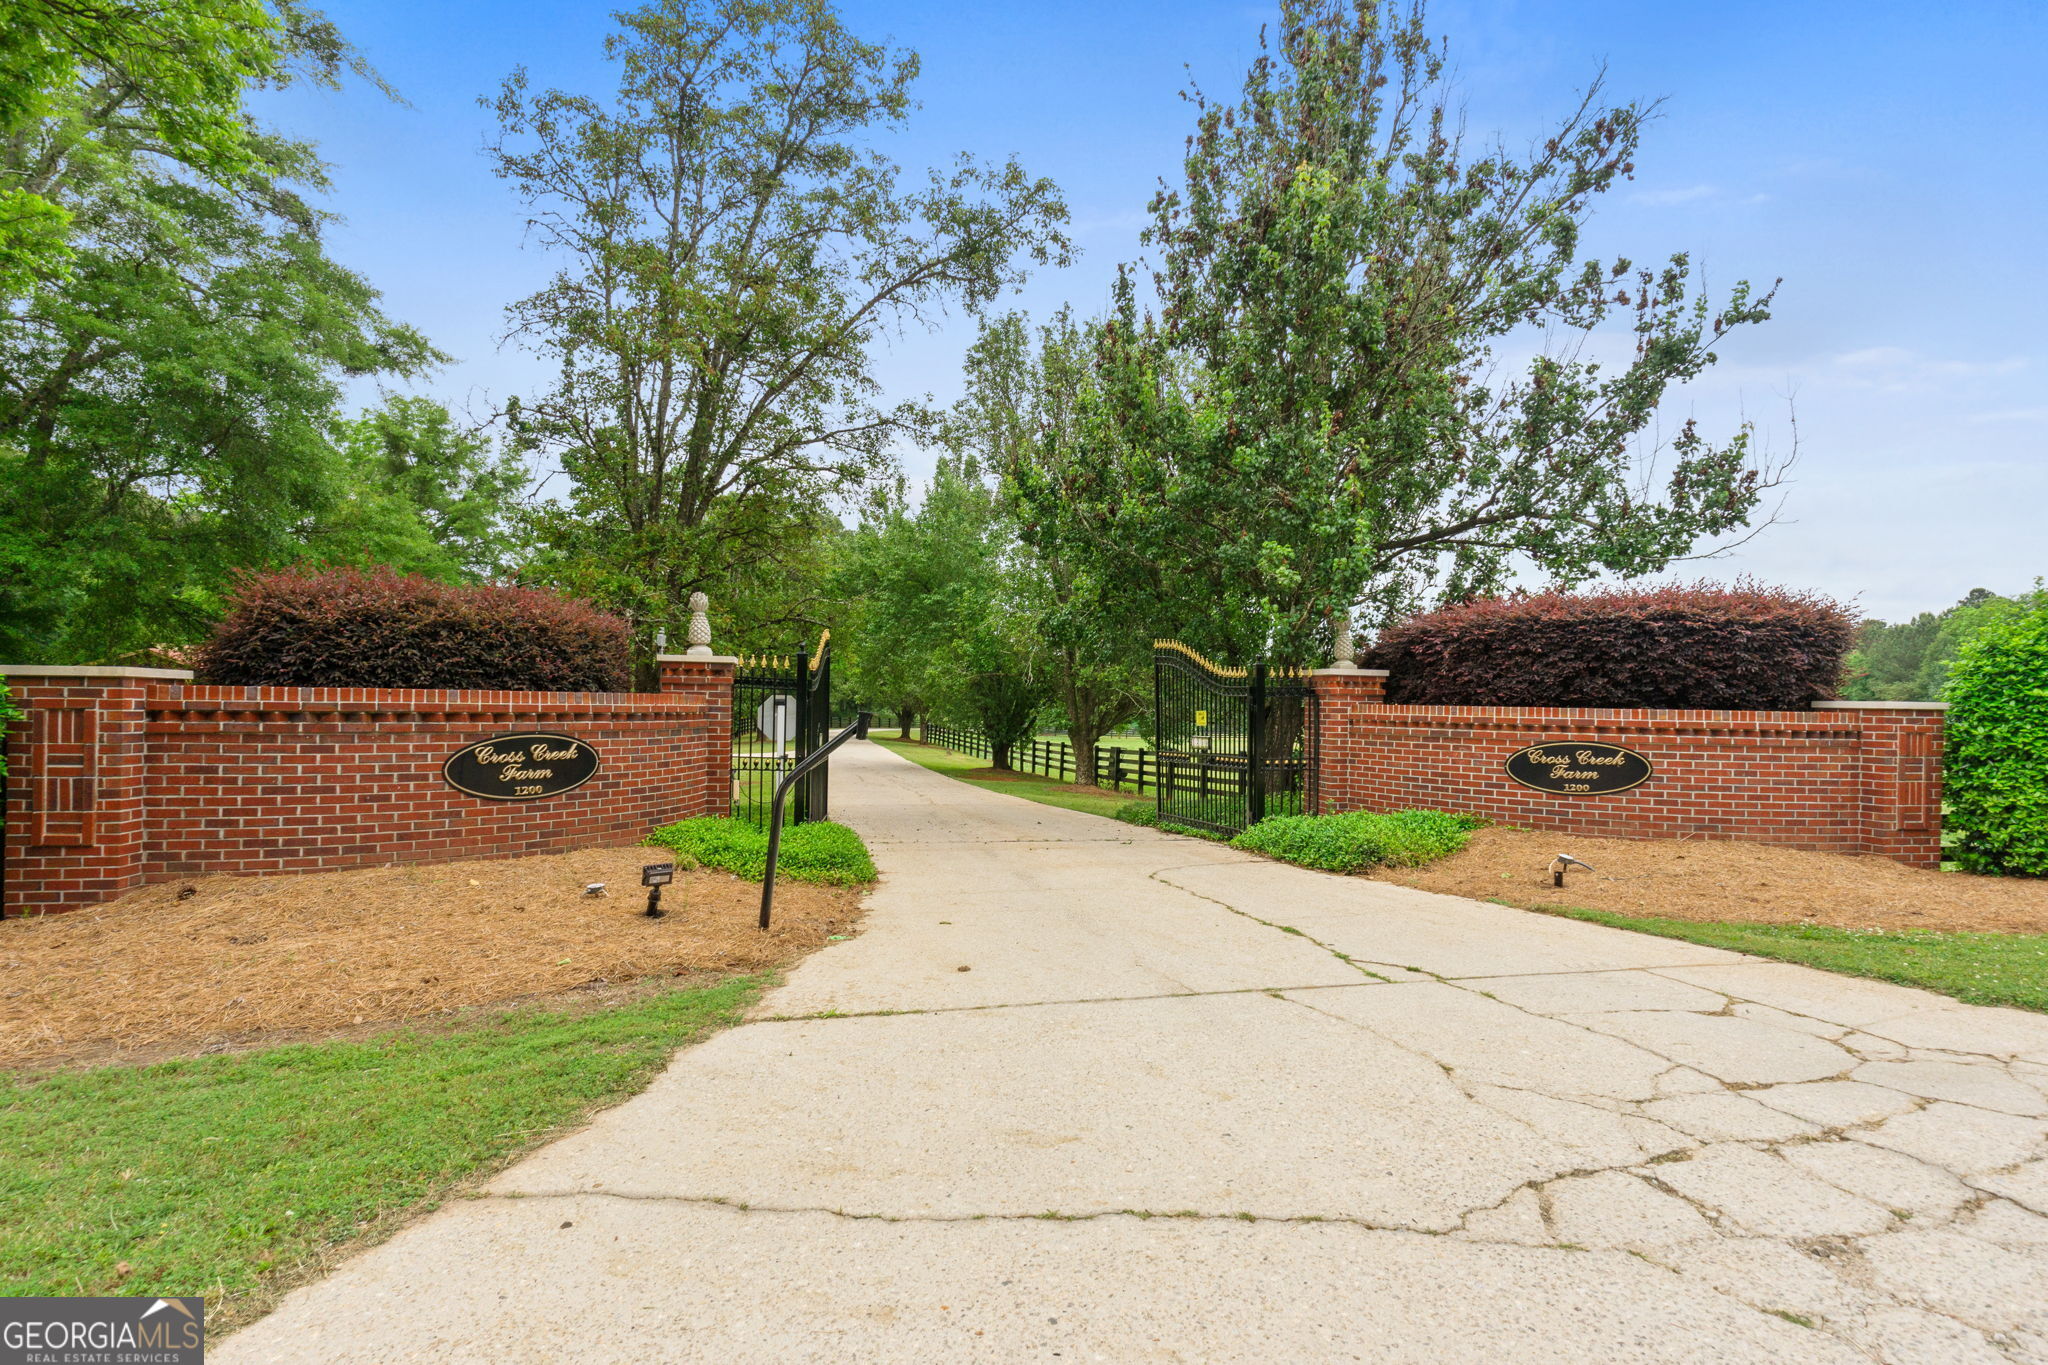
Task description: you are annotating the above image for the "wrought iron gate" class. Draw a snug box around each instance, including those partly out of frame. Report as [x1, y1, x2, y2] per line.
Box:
[732, 632, 832, 827]
[1152, 640, 1316, 836]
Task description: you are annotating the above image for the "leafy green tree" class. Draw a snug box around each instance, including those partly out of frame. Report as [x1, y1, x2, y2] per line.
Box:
[1008, 0, 1781, 667]
[1841, 588, 2034, 701]
[1919, 594, 2032, 699]
[912, 457, 1049, 769]
[1841, 611, 1942, 700]
[0, 1, 370, 295]
[714, 508, 849, 658]
[306, 396, 531, 582]
[833, 453, 1048, 766]
[938, 602, 1048, 770]
[1944, 586, 2048, 877]
[486, 0, 1070, 682]
[832, 481, 936, 737]
[0, 14, 437, 662]
[964, 312, 1146, 785]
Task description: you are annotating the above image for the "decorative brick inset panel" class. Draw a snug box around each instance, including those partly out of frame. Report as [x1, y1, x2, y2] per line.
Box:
[28, 701, 98, 846]
[3, 671, 158, 913]
[1308, 678, 1944, 869]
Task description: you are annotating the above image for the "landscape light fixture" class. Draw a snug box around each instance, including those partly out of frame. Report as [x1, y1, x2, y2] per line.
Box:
[1549, 854, 1594, 888]
[641, 862, 675, 918]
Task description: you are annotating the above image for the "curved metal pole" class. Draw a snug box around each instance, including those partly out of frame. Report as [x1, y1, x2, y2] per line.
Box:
[760, 711, 871, 930]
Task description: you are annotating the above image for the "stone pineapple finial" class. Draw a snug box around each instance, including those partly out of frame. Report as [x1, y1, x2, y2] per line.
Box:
[685, 592, 713, 656]
[1331, 609, 1359, 670]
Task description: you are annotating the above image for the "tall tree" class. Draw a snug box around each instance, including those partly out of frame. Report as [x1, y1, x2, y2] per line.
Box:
[1841, 588, 2038, 702]
[486, 0, 1070, 680]
[1008, 0, 1782, 667]
[833, 452, 1051, 765]
[962, 312, 1146, 785]
[832, 479, 935, 737]
[909, 455, 1047, 769]
[0, 10, 437, 662]
[0, 1, 369, 295]
[308, 395, 531, 583]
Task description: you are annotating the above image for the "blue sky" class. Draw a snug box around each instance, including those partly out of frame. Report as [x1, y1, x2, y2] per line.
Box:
[262, 0, 2046, 622]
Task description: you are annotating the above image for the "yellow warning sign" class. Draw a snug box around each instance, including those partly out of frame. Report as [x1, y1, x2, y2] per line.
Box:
[1194, 710, 1208, 727]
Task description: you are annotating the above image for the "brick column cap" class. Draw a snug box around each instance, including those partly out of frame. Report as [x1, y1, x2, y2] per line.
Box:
[656, 654, 740, 666]
[1811, 700, 1948, 712]
[1309, 667, 1389, 678]
[2, 665, 194, 680]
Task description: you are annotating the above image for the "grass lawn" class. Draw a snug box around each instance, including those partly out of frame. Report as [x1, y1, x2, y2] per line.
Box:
[872, 738, 1136, 818]
[1035, 731, 1150, 750]
[0, 976, 762, 1331]
[1521, 904, 2048, 1014]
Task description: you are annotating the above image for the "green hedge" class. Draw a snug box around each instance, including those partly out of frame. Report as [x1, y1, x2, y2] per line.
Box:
[1230, 809, 1483, 874]
[646, 817, 877, 886]
[1945, 590, 2048, 876]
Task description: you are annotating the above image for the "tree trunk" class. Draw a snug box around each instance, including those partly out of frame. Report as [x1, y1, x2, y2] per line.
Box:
[991, 740, 1012, 770]
[1069, 725, 1104, 787]
[897, 707, 913, 739]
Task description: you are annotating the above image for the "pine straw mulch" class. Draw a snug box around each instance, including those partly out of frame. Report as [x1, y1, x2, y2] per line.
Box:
[0, 847, 866, 1070]
[1374, 826, 2048, 934]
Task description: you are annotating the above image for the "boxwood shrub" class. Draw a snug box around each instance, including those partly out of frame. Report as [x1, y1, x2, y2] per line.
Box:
[1231, 809, 1484, 874]
[647, 817, 877, 886]
[196, 567, 631, 691]
[1943, 590, 2048, 877]
[1366, 581, 1855, 710]
[1111, 801, 1159, 828]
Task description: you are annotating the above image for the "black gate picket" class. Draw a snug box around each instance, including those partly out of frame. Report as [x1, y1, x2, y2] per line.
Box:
[731, 633, 832, 828]
[1152, 640, 1315, 836]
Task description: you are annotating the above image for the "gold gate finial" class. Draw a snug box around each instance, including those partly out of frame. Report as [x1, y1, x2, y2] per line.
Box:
[1152, 639, 1248, 679]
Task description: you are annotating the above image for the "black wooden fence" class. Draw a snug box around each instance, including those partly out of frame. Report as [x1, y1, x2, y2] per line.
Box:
[919, 724, 1161, 794]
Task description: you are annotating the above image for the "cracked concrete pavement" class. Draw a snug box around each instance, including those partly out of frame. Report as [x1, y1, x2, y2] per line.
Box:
[222, 741, 2048, 1363]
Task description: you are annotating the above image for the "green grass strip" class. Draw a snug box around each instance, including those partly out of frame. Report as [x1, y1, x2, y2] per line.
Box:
[872, 738, 1135, 819]
[1524, 905, 2048, 1014]
[0, 977, 762, 1324]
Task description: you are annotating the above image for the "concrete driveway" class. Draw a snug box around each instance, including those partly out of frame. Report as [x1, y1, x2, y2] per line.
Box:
[224, 741, 2048, 1363]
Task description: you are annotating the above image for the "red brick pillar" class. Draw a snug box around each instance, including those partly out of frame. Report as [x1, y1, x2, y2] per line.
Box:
[2, 666, 190, 916]
[1307, 668, 1388, 816]
[1813, 700, 1947, 869]
[657, 654, 737, 819]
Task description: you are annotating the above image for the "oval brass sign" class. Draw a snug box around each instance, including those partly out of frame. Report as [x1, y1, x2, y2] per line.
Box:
[1504, 741, 1653, 796]
[443, 733, 600, 801]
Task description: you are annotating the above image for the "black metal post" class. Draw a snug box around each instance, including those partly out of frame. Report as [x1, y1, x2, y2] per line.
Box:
[1152, 652, 1165, 822]
[1247, 663, 1268, 826]
[760, 711, 871, 930]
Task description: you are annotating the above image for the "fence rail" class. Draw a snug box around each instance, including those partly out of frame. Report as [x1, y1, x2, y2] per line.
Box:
[918, 725, 1161, 795]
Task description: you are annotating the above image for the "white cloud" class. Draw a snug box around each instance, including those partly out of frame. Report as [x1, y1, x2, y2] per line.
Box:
[1633, 183, 1718, 206]
[1829, 346, 2030, 392]
[1630, 184, 1770, 208]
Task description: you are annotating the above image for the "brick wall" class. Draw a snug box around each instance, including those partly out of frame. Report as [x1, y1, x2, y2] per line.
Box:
[1309, 669, 1946, 868]
[2, 657, 734, 916]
